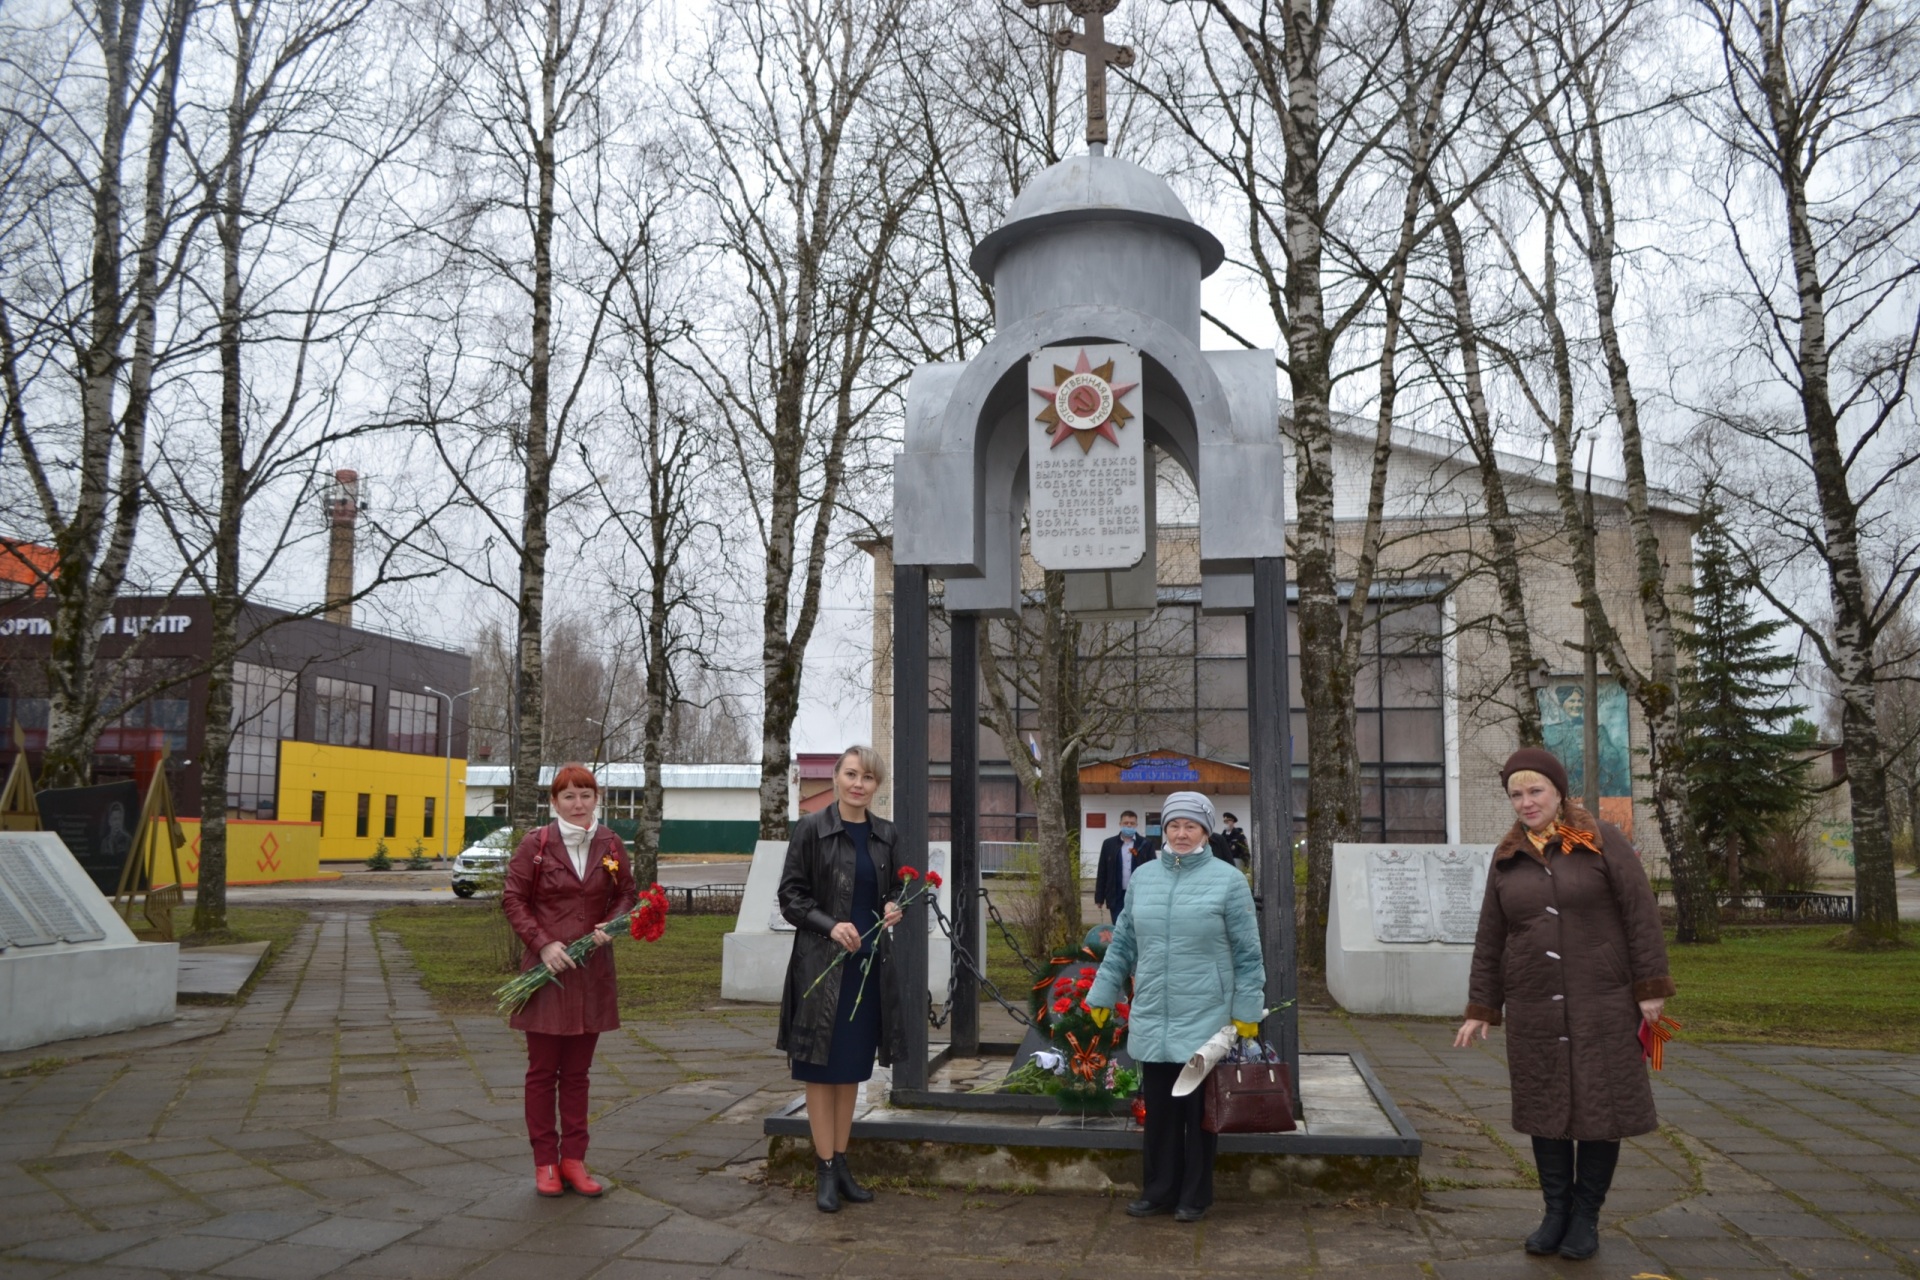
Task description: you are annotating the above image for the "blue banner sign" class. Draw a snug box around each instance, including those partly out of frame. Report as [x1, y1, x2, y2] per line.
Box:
[1117, 756, 1200, 783]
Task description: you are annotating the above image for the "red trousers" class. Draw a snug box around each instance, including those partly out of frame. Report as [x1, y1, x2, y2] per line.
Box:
[525, 1031, 598, 1164]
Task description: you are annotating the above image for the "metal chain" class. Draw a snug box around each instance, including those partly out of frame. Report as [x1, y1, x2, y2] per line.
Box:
[980, 883, 1048, 979]
[928, 891, 1034, 1029]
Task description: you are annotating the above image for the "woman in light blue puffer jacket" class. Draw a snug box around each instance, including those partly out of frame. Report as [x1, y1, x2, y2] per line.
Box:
[1087, 790, 1267, 1223]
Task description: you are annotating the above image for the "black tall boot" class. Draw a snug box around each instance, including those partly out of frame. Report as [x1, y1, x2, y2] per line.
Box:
[1559, 1140, 1621, 1261]
[813, 1156, 841, 1213]
[1526, 1137, 1576, 1255]
[832, 1152, 874, 1203]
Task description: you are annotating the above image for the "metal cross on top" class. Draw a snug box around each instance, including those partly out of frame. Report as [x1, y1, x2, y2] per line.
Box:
[1025, 0, 1135, 152]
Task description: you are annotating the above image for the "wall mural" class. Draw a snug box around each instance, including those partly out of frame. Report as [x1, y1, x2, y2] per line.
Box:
[1537, 680, 1631, 800]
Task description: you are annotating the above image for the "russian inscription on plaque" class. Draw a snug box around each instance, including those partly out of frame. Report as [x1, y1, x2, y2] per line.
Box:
[1364, 847, 1491, 944]
[1426, 848, 1485, 944]
[1366, 850, 1432, 943]
[1027, 343, 1145, 571]
[0, 835, 108, 948]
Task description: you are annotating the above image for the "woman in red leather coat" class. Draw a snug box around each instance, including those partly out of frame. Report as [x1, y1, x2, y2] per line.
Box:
[502, 764, 637, 1197]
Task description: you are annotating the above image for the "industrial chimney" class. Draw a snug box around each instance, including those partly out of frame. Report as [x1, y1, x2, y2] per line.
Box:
[323, 469, 360, 627]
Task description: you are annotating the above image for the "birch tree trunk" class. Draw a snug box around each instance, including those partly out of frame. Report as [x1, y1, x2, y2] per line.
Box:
[22, 0, 194, 788]
[1693, 0, 1918, 945]
[1428, 192, 1543, 746]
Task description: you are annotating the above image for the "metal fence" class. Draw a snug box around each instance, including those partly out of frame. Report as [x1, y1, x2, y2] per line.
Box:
[1719, 891, 1854, 923]
[665, 884, 744, 916]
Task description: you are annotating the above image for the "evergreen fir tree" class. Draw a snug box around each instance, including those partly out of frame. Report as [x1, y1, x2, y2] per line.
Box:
[1679, 509, 1813, 891]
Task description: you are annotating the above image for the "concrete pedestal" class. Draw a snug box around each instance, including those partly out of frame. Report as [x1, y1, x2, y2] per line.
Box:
[0, 833, 177, 1052]
[1324, 843, 1488, 1017]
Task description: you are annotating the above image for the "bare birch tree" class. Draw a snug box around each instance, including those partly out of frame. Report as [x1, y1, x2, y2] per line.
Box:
[581, 172, 718, 887]
[411, 0, 640, 826]
[0, 0, 197, 786]
[1142, 0, 1511, 968]
[678, 0, 931, 838]
[1691, 0, 1919, 945]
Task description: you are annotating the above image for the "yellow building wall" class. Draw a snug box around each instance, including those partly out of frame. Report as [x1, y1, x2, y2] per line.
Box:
[155, 819, 325, 885]
[277, 741, 467, 863]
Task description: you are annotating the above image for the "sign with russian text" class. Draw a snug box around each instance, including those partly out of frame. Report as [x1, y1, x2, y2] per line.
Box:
[1027, 343, 1146, 570]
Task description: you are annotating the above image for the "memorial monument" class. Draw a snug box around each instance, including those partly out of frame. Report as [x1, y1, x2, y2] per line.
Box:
[1325, 842, 1493, 1016]
[0, 831, 178, 1051]
[765, 0, 1426, 1206]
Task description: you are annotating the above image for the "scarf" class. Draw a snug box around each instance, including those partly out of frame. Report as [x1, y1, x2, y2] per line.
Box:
[1526, 821, 1603, 858]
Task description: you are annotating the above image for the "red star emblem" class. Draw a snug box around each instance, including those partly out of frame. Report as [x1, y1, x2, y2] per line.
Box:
[1033, 349, 1138, 453]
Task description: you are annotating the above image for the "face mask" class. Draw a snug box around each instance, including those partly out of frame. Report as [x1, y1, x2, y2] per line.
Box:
[1119, 826, 1137, 839]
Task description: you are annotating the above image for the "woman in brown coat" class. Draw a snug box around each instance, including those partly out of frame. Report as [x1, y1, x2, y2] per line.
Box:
[1455, 747, 1675, 1262]
[502, 764, 637, 1198]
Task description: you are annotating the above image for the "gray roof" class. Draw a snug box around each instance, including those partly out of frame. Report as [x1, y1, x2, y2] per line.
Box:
[970, 155, 1226, 279]
[464, 764, 760, 790]
[1316, 413, 1694, 518]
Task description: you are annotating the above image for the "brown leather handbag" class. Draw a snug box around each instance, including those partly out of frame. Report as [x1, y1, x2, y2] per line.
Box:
[1201, 1059, 1297, 1134]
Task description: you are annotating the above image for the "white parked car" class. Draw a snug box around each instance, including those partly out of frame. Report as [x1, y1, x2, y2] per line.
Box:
[451, 826, 514, 897]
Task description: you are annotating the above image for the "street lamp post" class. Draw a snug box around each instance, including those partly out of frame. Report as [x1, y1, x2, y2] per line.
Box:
[425, 686, 478, 863]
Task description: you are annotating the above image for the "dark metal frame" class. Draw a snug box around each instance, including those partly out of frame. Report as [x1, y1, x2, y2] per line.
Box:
[892, 556, 1299, 1113]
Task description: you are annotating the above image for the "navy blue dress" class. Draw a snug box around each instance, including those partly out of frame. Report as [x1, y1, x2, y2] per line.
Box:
[791, 820, 883, 1084]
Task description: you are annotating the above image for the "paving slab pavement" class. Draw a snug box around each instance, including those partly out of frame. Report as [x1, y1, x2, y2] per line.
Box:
[0, 907, 1915, 1278]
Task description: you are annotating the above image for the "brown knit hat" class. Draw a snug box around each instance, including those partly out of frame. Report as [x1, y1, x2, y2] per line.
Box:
[1501, 747, 1570, 801]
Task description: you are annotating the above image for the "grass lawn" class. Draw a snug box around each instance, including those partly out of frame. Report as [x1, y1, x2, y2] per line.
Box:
[1666, 926, 1920, 1053]
[377, 904, 731, 1018]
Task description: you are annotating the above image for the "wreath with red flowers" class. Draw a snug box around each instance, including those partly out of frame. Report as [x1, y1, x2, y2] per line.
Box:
[1024, 934, 1134, 1115]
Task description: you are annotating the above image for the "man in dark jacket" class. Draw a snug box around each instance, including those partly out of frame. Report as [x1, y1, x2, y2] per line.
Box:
[1094, 811, 1157, 922]
[1210, 813, 1250, 868]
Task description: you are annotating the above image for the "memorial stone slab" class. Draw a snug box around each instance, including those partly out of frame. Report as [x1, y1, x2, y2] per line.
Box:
[0, 832, 177, 1051]
[1328, 842, 1492, 1016]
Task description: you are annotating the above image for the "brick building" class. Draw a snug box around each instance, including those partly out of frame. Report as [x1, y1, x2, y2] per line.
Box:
[865, 418, 1694, 866]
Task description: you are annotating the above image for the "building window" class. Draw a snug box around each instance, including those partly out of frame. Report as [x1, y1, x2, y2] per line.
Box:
[423, 796, 435, 838]
[491, 788, 507, 819]
[355, 793, 370, 837]
[601, 787, 641, 822]
[311, 791, 326, 827]
[383, 794, 397, 838]
[315, 677, 374, 747]
[934, 595, 1447, 847]
[227, 663, 296, 820]
[1289, 601, 1446, 842]
[387, 690, 440, 755]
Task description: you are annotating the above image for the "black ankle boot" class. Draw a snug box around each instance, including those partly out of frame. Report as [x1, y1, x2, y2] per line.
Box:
[832, 1153, 874, 1203]
[814, 1157, 840, 1213]
[1559, 1140, 1620, 1261]
[1525, 1137, 1574, 1255]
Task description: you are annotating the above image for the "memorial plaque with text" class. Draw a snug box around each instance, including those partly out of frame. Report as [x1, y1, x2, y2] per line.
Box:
[1366, 850, 1434, 943]
[1426, 849, 1488, 945]
[1027, 343, 1146, 570]
[0, 838, 108, 945]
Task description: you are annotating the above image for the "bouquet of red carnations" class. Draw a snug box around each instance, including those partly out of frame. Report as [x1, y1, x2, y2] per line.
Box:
[802, 866, 943, 1021]
[493, 882, 671, 1017]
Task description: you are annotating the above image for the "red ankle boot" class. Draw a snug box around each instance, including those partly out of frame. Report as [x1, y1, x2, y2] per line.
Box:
[534, 1164, 562, 1197]
[559, 1158, 603, 1196]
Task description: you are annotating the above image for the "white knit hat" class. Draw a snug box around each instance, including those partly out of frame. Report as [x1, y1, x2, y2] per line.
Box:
[1159, 791, 1217, 835]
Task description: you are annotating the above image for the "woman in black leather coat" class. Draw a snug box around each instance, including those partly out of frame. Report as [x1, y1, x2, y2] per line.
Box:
[776, 745, 903, 1212]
